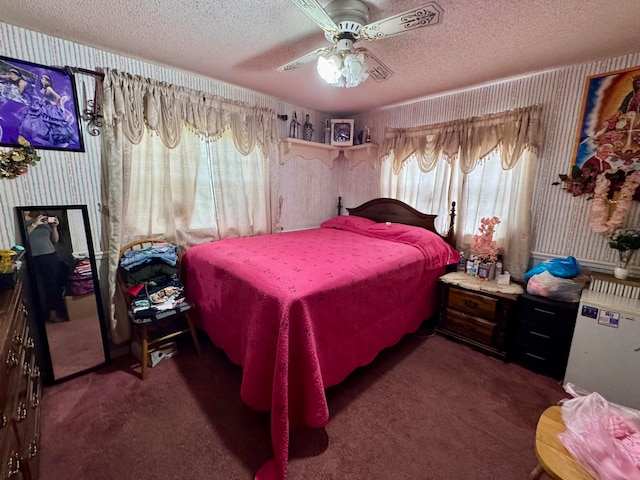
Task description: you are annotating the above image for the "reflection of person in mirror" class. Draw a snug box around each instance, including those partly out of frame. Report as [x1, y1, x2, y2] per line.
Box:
[19, 74, 76, 146]
[24, 211, 68, 323]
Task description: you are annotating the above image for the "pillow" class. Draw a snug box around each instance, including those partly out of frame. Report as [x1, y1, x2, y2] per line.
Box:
[364, 222, 460, 270]
[320, 215, 377, 233]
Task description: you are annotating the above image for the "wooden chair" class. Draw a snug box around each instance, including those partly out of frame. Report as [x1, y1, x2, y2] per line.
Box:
[117, 238, 201, 380]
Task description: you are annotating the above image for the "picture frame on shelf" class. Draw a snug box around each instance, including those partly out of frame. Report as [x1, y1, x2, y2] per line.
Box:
[330, 119, 354, 147]
[0, 56, 85, 152]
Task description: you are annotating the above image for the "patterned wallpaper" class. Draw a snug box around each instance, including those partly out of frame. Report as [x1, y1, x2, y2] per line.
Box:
[1, 21, 639, 275]
[0, 22, 379, 256]
[355, 54, 640, 274]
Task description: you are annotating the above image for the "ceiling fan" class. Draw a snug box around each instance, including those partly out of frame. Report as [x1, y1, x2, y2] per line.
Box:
[278, 0, 444, 88]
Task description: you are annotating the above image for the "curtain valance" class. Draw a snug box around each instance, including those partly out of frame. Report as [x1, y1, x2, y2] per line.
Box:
[379, 105, 544, 174]
[101, 68, 279, 154]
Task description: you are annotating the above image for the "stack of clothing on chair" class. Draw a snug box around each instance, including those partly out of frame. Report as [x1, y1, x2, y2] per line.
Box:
[119, 243, 190, 324]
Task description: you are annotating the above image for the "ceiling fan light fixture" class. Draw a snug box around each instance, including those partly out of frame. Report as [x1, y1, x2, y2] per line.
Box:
[316, 49, 368, 88]
[317, 53, 343, 86]
[342, 51, 368, 87]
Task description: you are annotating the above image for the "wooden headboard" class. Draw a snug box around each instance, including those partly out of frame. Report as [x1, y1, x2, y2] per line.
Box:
[346, 198, 456, 247]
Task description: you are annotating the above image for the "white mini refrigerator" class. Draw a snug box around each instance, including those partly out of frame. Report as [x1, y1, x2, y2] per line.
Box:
[564, 289, 640, 410]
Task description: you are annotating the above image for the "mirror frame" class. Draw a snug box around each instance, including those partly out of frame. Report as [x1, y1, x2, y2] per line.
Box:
[15, 204, 110, 385]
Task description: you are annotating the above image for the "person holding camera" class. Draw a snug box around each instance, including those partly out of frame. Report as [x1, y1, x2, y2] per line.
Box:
[23, 211, 67, 322]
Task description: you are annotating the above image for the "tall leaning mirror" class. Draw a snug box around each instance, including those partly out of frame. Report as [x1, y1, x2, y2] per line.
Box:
[16, 204, 110, 385]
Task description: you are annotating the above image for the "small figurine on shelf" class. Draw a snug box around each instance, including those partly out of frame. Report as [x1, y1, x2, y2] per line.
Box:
[303, 114, 314, 141]
[323, 119, 331, 144]
[364, 125, 371, 143]
[289, 111, 300, 139]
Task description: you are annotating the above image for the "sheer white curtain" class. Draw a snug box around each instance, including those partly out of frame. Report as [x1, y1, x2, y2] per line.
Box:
[101, 68, 278, 343]
[456, 149, 538, 279]
[380, 152, 454, 234]
[380, 106, 543, 279]
[123, 129, 217, 245]
[208, 129, 271, 238]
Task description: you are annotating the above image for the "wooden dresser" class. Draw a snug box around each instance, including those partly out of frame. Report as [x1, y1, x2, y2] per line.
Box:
[0, 280, 41, 480]
[437, 272, 523, 359]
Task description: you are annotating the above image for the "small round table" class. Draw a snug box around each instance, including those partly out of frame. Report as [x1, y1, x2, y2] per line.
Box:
[529, 405, 595, 480]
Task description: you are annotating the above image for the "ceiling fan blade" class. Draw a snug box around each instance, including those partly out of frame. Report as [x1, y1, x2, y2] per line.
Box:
[291, 0, 339, 35]
[277, 47, 331, 72]
[357, 48, 394, 83]
[360, 2, 443, 40]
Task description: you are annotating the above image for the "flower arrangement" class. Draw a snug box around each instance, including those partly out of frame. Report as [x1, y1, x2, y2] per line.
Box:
[470, 216, 501, 263]
[589, 167, 640, 233]
[553, 166, 640, 201]
[0, 136, 40, 179]
[608, 227, 640, 269]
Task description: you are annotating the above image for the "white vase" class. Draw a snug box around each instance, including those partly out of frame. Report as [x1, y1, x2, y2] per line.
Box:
[614, 267, 629, 280]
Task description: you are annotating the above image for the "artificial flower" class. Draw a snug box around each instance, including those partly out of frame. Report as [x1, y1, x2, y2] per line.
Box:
[554, 165, 640, 200]
[589, 167, 640, 234]
[0, 137, 40, 179]
[470, 216, 501, 263]
[608, 227, 640, 269]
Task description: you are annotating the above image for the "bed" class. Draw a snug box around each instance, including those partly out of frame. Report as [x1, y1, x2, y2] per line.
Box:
[182, 198, 458, 479]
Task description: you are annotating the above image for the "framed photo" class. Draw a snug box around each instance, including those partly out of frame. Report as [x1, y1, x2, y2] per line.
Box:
[330, 119, 354, 147]
[0, 56, 84, 152]
[571, 66, 640, 174]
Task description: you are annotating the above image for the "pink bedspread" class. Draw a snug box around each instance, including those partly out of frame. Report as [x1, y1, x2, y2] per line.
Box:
[182, 218, 459, 479]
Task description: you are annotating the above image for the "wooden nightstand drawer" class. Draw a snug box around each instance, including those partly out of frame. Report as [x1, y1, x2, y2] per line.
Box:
[445, 309, 496, 347]
[437, 274, 522, 359]
[448, 289, 498, 320]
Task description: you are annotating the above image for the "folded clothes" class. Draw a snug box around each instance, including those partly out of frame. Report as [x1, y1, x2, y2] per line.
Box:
[149, 286, 181, 304]
[120, 243, 179, 270]
[128, 274, 188, 319]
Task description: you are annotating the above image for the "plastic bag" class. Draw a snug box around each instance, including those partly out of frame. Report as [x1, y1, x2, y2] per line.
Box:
[559, 385, 640, 479]
[524, 255, 580, 280]
[526, 270, 583, 302]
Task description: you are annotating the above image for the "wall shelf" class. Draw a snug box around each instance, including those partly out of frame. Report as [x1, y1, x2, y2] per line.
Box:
[279, 138, 378, 169]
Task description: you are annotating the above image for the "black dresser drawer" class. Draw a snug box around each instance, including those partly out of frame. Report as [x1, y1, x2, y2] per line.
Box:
[514, 319, 557, 352]
[510, 293, 579, 379]
[511, 343, 563, 378]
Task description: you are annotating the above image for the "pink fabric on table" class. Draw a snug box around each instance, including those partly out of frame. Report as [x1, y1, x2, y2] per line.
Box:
[183, 226, 457, 479]
[560, 392, 640, 479]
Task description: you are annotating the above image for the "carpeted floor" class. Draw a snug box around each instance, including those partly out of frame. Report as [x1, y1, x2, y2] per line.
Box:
[39, 332, 567, 479]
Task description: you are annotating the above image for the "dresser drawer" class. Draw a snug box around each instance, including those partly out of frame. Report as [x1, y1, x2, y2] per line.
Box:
[445, 309, 496, 347]
[514, 319, 559, 351]
[0, 433, 22, 480]
[520, 305, 572, 333]
[511, 344, 557, 375]
[519, 295, 578, 331]
[0, 281, 39, 480]
[448, 289, 498, 320]
[511, 341, 569, 378]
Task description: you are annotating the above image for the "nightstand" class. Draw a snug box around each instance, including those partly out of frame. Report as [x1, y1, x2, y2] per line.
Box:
[510, 293, 578, 379]
[437, 272, 523, 359]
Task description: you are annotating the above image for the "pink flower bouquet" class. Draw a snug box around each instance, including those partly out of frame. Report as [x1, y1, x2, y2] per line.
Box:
[470, 216, 501, 263]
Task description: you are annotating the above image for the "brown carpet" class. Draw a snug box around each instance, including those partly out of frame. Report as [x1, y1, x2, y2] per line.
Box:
[39, 332, 567, 479]
[44, 314, 106, 379]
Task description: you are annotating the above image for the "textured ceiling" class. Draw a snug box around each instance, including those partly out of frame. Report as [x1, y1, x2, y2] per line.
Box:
[4, 0, 640, 115]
